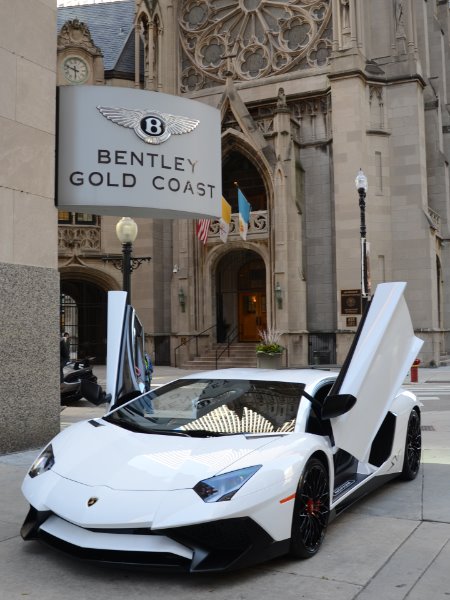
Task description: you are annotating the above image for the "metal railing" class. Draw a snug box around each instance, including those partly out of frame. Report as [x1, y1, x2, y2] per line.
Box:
[215, 326, 239, 369]
[173, 324, 216, 367]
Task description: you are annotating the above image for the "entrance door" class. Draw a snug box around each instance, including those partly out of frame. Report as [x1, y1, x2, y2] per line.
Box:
[239, 291, 267, 342]
[60, 281, 107, 363]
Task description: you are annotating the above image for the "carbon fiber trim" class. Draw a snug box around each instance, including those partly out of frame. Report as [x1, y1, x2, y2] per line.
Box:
[22, 509, 290, 573]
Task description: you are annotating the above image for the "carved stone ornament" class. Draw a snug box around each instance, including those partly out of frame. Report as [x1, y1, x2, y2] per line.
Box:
[58, 226, 101, 253]
[57, 18, 103, 56]
[209, 210, 269, 241]
[180, 0, 332, 91]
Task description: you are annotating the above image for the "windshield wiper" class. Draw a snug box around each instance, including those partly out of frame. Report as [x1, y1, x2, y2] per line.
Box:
[180, 429, 231, 437]
[106, 417, 149, 434]
[146, 428, 190, 437]
[107, 418, 191, 436]
[106, 416, 232, 437]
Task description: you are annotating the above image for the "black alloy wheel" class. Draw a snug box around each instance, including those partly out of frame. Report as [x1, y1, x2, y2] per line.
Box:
[400, 409, 421, 480]
[290, 457, 330, 559]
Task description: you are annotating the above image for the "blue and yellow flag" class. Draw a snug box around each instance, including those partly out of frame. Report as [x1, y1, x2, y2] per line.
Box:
[238, 189, 251, 241]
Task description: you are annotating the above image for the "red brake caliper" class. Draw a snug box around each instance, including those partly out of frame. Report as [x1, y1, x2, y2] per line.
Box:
[306, 498, 321, 515]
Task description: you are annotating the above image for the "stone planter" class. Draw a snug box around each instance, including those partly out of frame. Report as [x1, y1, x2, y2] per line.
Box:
[256, 352, 283, 369]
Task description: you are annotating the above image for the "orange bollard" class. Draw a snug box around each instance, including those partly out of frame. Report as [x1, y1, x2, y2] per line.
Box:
[410, 358, 420, 383]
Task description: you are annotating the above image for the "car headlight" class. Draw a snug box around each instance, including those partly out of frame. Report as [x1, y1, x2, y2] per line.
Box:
[29, 444, 55, 478]
[194, 465, 261, 503]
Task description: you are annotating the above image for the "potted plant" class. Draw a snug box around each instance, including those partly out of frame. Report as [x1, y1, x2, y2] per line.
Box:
[256, 327, 284, 368]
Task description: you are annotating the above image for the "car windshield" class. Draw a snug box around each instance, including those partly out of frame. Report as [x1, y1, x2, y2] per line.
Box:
[104, 378, 305, 436]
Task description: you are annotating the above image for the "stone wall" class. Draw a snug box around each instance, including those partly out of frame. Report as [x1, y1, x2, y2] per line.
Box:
[0, 264, 60, 453]
[0, 0, 59, 453]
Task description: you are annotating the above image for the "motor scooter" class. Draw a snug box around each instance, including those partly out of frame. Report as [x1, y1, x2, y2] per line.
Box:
[61, 357, 98, 404]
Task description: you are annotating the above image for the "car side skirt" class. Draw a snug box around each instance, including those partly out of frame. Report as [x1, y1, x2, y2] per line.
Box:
[329, 472, 398, 522]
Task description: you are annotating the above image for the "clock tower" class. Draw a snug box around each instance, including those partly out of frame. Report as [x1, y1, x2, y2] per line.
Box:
[57, 18, 104, 86]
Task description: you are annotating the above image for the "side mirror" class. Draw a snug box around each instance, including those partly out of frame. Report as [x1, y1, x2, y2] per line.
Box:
[80, 379, 111, 406]
[321, 393, 357, 419]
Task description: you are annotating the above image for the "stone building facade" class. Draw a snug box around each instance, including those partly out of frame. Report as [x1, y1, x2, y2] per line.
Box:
[56, 0, 450, 371]
[1, 0, 449, 452]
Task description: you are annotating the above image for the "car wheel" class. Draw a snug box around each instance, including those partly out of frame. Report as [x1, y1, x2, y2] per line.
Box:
[400, 409, 421, 481]
[290, 457, 330, 559]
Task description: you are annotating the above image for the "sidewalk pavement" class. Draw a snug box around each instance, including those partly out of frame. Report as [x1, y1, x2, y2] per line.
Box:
[1, 365, 449, 599]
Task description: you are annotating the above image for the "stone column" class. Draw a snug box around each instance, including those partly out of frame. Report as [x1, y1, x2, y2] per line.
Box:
[0, 1, 60, 453]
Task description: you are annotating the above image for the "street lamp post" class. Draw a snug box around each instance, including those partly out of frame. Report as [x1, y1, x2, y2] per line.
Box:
[103, 217, 151, 305]
[116, 217, 138, 303]
[355, 169, 370, 313]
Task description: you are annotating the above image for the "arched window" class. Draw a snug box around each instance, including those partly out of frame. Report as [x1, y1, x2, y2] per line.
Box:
[137, 11, 160, 90]
[152, 15, 160, 89]
[222, 151, 267, 212]
[138, 13, 150, 85]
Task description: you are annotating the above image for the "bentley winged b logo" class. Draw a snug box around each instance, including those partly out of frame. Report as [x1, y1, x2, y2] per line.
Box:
[96, 106, 200, 145]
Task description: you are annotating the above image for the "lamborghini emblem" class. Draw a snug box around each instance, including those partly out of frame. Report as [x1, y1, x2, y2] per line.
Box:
[97, 106, 199, 145]
[87, 497, 99, 507]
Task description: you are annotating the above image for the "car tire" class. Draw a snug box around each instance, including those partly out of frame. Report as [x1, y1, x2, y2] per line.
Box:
[290, 457, 330, 559]
[400, 409, 421, 481]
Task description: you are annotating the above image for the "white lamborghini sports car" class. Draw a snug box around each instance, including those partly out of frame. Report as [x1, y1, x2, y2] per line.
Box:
[21, 282, 423, 572]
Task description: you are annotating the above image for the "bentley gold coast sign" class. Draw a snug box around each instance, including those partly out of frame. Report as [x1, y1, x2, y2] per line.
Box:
[56, 86, 222, 219]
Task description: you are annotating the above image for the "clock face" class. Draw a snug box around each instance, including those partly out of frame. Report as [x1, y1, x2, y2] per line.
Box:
[63, 56, 89, 84]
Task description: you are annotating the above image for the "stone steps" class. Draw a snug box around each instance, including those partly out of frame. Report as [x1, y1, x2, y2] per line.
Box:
[180, 343, 257, 370]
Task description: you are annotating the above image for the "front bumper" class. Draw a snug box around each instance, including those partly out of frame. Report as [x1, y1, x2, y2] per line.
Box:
[21, 506, 289, 572]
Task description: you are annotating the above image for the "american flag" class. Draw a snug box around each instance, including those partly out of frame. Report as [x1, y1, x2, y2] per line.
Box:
[196, 219, 210, 244]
